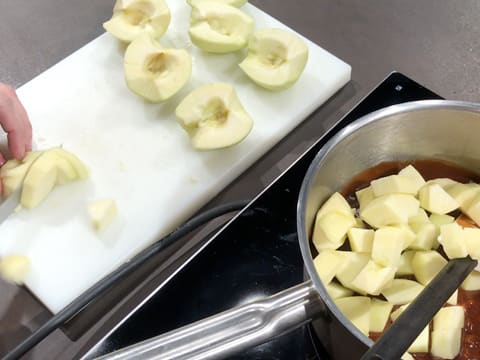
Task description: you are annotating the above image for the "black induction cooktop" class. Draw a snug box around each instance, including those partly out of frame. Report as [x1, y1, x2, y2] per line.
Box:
[86, 72, 442, 359]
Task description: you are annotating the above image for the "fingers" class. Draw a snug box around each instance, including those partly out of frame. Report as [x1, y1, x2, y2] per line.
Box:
[0, 83, 32, 160]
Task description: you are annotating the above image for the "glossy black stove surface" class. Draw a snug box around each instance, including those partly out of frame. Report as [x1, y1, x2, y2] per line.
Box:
[89, 72, 441, 359]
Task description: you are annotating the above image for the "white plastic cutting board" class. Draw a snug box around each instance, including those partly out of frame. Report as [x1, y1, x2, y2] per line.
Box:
[0, 1, 351, 313]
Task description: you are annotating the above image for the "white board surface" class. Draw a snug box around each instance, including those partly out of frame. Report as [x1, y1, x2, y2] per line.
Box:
[0, 1, 351, 313]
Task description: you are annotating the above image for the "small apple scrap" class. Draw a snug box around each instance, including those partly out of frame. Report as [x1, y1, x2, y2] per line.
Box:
[239, 28, 309, 91]
[1, 148, 89, 209]
[187, 0, 248, 7]
[0, 254, 31, 285]
[88, 199, 118, 231]
[311, 164, 480, 359]
[124, 34, 192, 102]
[103, 0, 171, 43]
[175, 83, 253, 150]
[189, 1, 254, 53]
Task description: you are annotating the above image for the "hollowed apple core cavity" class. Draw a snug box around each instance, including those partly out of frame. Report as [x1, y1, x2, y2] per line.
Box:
[200, 98, 229, 127]
[144, 52, 174, 76]
[207, 17, 232, 36]
[122, 1, 155, 26]
[257, 41, 287, 68]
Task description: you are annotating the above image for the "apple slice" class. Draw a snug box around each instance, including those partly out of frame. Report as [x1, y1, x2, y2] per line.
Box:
[175, 83, 253, 150]
[124, 34, 192, 102]
[187, 0, 247, 8]
[239, 28, 309, 91]
[103, 0, 171, 43]
[50, 148, 89, 179]
[1, 151, 43, 197]
[88, 199, 118, 231]
[21, 153, 58, 209]
[0, 254, 31, 285]
[313, 249, 346, 284]
[464, 227, 480, 260]
[189, 2, 254, 53]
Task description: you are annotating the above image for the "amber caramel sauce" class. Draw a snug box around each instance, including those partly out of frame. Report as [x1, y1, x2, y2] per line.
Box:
[340, 159, 480, 360]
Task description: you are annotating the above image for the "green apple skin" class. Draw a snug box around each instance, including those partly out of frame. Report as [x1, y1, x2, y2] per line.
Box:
[175, 83, 253, 150]
[189, 2, 254, 53]
[239, 28, 309, 91]
[187, 0, 248, 7]
[103, 0, 171, 43]
[124, 34, 192, 102]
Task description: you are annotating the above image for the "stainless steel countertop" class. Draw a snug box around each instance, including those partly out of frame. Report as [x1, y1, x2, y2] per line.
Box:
[1, 0, 479, 358]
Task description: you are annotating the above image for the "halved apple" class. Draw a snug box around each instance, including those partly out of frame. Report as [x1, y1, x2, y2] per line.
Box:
[189, 2, 254, 53]
[175, 83, 253, 150]
[187, 0, 247, 7]
[124, 34, 192, 102]
[103, 0, 171, 43]
[239, 28, 309, 91]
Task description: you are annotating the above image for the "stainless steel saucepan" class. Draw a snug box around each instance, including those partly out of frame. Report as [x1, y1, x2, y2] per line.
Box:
[97, 100, 480, 360]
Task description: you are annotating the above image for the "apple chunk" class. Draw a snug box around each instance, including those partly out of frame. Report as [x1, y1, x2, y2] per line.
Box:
[103, 0, 171, 43]
[189, 2, 254, 53]
[334, 296, 371, 336]
[239, 28, 309, 91]
[88, 199, 118, 231]
[0, 255, 31, 285]
[359, 194, 419, 228]
[124, 34, 192, 102]
[175, 83, 253, 150]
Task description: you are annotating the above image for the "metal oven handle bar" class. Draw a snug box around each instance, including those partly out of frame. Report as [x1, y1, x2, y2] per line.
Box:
[95, 280, 322, 360]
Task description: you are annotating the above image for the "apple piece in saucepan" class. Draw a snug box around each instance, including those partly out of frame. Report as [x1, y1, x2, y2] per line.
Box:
[103, 0, 171, 43]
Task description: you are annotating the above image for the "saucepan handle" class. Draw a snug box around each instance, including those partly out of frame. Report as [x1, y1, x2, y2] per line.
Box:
[95, 280, 322, 360]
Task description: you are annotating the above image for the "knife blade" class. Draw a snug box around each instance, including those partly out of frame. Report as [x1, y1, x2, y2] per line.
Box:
[0, 185, 22, 224]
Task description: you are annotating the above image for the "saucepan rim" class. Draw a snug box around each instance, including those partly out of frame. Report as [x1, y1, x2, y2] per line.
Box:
[296, 99, 480, 347]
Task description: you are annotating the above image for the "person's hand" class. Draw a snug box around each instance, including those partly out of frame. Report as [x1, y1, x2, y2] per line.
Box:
[0, 83, 32, 165]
